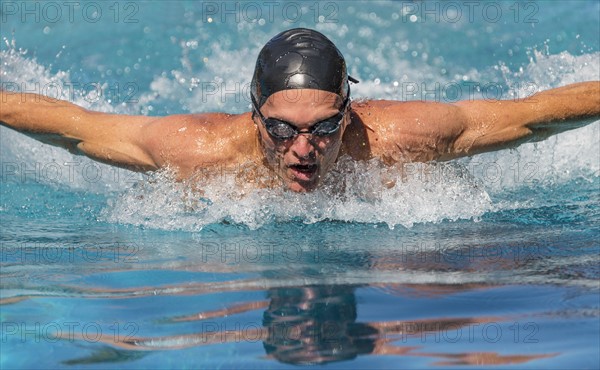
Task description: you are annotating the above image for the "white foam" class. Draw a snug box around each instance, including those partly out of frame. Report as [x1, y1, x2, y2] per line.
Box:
[101, 158, 492, 230]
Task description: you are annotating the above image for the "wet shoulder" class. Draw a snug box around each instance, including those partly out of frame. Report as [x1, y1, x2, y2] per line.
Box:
[345, 100, 462, 162]
[183, 112, 257, 151]
[143, 112, 259, 175]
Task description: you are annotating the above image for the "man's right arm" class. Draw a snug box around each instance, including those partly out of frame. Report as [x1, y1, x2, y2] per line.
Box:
[1, 91, 159, 171]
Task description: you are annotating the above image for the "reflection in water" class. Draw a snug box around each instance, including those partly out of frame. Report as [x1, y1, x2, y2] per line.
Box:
[4, 228, 583, 367]
[55, 283, 555, 366]
[262, 285, 376, 365]
[62, 346, 146, 365]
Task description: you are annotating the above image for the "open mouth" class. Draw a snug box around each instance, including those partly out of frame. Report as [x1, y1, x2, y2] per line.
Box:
[288, 164, 318, 181]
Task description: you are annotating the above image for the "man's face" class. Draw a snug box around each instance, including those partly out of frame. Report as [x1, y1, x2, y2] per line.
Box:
[254, 89, 349, 192]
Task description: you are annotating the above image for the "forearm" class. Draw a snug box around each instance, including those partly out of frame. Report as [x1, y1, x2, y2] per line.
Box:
[523, 81, 599, 133]
[1, 91, 158, 171]
[0, 91, 88, 137]
[451, 81, 599, 156]
[463, 81, 600, 129]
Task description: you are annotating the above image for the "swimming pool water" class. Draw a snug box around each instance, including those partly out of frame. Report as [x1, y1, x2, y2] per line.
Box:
[1, 1, 599, 368]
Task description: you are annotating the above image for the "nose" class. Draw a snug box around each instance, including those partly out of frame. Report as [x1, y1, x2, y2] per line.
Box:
[290, 134, 315, 160]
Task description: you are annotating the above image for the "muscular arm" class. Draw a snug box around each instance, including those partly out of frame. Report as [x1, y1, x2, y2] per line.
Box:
[350, 82, 598, 164]
[450, 81, 600, 158]
[0, 91, 159, 171]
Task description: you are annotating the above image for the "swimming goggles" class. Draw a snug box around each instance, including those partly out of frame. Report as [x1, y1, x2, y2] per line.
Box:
[251, 93, 350, 141]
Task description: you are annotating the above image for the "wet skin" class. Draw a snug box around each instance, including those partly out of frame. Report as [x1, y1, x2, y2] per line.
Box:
[254, 90, 348, 192]
[1, 82, 598, 192]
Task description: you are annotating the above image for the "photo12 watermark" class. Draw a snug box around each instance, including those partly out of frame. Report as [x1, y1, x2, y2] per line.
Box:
[397, 160, 541, 186]
[1, 160, 144, 185]
[1, 242, 140, 265]
[397, 81, 539, 102]
[398, 1, 539, 24]
[1, 1, 139, 24]
[1, 321, 139, 343]
[393, 321, 540, 344]
[198, 1, 339, 24]
[396, 240, 551, 265]
[1, 81, 140, 105]
[198, 240, 340, 264]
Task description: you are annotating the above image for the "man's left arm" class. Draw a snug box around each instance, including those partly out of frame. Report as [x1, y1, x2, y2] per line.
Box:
[447, 81, 599, 158]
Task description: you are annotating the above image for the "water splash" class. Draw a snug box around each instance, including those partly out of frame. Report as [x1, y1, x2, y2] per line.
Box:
[1, 41, 598, 230]
[462, 50, 600, 193]
[100, 158, 492, 230]
[0, 43, 143, 192]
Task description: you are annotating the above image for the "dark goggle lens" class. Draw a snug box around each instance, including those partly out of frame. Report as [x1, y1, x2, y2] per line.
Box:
[312, 114, 343, 135]
[265, 120, 297, 140]
[265, 114, 343, 140]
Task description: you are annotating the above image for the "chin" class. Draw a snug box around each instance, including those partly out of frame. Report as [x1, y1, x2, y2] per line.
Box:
[286, 179, 319, 193]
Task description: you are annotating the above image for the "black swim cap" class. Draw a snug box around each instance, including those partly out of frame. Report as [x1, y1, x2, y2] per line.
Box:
[251, 28, 356, 108]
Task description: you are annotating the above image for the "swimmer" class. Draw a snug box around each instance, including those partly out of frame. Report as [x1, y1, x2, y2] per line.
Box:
[1, 28, 599, 192]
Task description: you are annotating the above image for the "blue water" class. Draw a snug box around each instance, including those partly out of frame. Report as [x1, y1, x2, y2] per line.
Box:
[1, 1, 599, 368]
